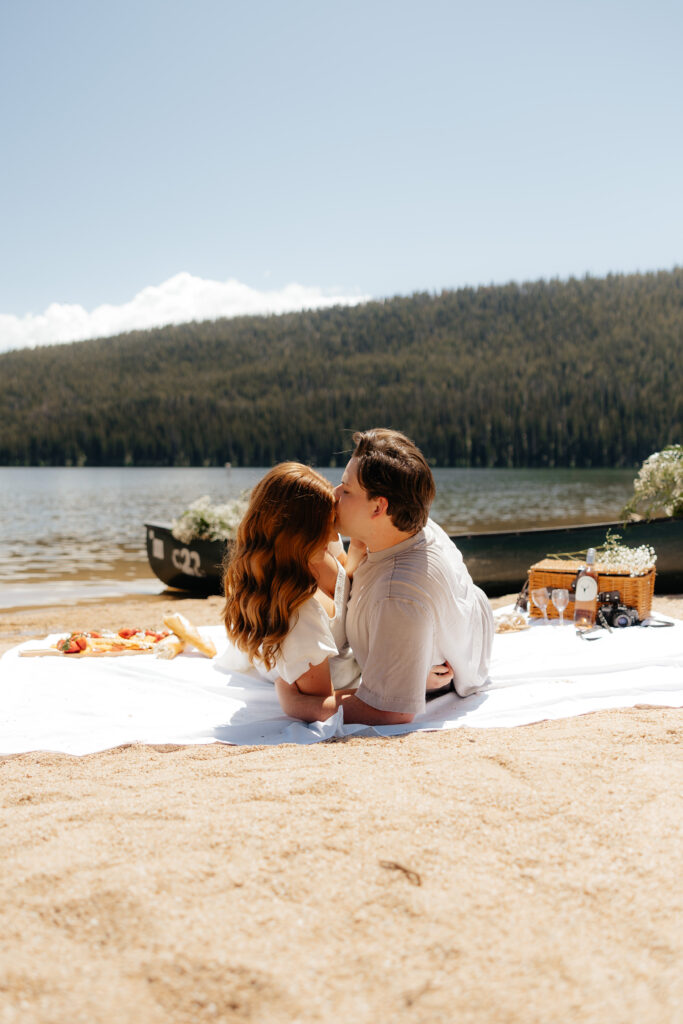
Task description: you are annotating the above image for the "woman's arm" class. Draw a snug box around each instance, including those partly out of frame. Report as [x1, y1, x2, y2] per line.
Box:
[292, 658, 334, 697]
[274, 678, 414, 725]
[280, 657, 452, 712]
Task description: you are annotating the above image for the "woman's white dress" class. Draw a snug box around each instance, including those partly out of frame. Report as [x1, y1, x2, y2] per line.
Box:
[215, 542, 361, 691]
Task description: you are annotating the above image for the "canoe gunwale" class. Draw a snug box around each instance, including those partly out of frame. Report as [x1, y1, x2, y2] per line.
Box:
[145, 517, 683, 597]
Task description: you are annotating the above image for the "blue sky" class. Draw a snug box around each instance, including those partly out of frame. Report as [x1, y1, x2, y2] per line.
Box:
[1, 0, 681, 350]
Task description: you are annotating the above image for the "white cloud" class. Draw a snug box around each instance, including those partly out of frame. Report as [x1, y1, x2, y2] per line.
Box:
[0, 273, 372, 353]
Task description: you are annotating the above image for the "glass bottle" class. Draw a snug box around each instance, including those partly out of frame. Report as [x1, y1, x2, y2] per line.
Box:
[574, 547, 599, 628]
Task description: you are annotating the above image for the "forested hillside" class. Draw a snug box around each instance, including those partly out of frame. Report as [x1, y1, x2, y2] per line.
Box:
[1, 269, 681, 467]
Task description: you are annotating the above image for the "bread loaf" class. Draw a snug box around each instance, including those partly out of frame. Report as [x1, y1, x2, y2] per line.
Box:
[162, 613, 216, 659]
[154, 634, 187, 659]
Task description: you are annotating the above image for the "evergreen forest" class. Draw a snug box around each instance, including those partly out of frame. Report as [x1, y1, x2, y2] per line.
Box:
[1, 269, 681, 468]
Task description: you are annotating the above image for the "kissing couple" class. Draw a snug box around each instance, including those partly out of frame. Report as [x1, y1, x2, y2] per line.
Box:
[220, 428, 494, 724]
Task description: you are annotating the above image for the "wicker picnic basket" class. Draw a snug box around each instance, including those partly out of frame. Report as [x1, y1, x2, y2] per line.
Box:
[527, 559, 655, 621]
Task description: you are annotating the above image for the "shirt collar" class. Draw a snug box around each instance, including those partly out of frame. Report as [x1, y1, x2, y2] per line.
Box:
[366, 527, 425, 563]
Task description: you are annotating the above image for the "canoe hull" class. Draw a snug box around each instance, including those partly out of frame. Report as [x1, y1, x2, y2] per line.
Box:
[145, 524, 227, 595]
[453, 517, 683, 595]
[145, 518, 683, 597]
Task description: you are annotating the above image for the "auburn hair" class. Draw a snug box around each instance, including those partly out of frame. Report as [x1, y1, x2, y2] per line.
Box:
[352, 428, 435, 533]
[223, 463, 335, 670]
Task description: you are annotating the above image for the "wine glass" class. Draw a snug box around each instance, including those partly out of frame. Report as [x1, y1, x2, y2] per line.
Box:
[551, 588, 569, 626]
[531, 587, 550, 624]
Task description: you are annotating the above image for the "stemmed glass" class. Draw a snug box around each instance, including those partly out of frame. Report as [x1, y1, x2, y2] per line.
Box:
[551, 588, 569, 626]
[531, 587, 550, 624]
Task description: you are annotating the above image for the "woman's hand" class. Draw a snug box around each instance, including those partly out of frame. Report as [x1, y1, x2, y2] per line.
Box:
[345, 538, 368, 577]
[426, 660, 454, 690]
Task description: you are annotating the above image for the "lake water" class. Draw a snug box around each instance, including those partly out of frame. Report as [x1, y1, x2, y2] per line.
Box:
[0, 466, 637, 610]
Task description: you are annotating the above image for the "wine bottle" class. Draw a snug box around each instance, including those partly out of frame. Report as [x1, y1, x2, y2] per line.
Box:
[574, 548, 599, 627]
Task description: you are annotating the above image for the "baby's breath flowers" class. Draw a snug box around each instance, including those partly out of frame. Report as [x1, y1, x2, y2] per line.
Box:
[546, 531, 656, 576]
[171, 494, 250, 544]
[622, 445, 683, 520]
[596, 532, 657, 576]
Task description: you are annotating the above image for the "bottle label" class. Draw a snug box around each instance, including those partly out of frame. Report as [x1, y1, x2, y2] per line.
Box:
[575, 576, 598, 602]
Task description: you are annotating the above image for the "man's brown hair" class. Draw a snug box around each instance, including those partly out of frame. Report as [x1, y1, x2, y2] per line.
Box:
[351, 428, 435, 533]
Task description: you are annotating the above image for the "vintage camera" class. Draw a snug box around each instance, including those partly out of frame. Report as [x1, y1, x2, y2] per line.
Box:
[597, 591, 639, 628]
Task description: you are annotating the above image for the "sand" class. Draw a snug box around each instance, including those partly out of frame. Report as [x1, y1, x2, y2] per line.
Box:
[1, 592, 682, 1023]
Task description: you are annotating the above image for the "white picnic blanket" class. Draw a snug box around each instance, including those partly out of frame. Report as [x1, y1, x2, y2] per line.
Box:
[1, 613, 682, 755]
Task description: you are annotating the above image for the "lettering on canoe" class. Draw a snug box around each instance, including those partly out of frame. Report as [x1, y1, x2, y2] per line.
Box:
[171, 547, 206, 578]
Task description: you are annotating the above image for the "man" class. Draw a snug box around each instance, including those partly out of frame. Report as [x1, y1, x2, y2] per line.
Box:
[275, 429, 494, 725]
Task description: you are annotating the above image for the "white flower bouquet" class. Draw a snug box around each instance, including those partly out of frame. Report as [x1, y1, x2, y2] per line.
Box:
[171, 494, 250, 544]
[622, 445, 683, 520]
[546, 531, 656, 577]
[596, 532, 656, 576]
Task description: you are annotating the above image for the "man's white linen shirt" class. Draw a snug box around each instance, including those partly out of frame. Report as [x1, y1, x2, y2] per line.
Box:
[346, 519, 494, 714]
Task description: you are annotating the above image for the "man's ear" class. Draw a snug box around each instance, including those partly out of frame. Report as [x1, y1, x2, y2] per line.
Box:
[370, 496, 389, 519]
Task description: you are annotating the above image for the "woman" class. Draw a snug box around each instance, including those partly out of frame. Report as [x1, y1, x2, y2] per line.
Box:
[221, 462, 453, 701]
[222, 462, 361, 695]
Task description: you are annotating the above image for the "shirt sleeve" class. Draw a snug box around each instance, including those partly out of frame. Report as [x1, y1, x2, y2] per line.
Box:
[356, 597, 434, 714]
[274, 598, 339, 684]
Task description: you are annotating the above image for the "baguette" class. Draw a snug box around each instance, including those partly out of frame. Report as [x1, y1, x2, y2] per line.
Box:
[162, 613, 216, 659]
[154, 634, 187, 659]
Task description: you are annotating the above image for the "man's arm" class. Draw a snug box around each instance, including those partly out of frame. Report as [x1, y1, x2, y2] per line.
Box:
[274, 678, 414, 725]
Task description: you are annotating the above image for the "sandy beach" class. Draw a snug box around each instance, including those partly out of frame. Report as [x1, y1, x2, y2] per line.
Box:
[1, 592, 682, 1023]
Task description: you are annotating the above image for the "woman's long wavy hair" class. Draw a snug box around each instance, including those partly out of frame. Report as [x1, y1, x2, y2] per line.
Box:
[223, 463, 336, 670]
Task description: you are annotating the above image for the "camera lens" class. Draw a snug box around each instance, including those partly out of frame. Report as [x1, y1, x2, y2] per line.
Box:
[615, 613, 630, 628]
